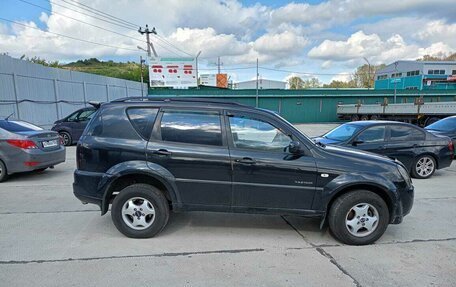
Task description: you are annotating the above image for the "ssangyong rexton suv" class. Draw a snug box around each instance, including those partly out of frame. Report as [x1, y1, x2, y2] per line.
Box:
[73, 98, 414, 245]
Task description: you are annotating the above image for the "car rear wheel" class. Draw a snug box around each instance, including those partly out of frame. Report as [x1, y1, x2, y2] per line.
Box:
[411, 155, 436, 179]
[328, 190, 389, 245]
[0, 160, 8, 182]
[59, 131, 72, 146]
[360, 115, 369, 121]
[111, 184, 169, 238]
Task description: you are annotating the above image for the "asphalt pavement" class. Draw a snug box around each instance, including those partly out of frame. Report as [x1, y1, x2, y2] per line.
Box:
[0, 123, 455, 287]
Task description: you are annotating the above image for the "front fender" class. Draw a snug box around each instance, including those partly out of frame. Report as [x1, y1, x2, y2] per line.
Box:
[99, 160, 179, 215]
[318, 172, 399, 211]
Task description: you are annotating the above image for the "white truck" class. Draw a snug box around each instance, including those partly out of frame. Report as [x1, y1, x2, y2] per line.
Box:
[337, 99, 456, 126]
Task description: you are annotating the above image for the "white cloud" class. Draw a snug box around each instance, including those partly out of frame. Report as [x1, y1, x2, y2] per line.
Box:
[308, 30, 454, 65]
[331, 73, 352, 82]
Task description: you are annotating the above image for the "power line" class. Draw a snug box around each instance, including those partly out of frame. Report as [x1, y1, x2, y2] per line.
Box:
[0, 17, 139, 52]
[18, 0, 146, 44]
[59, 0, 139, 28]
[151, 34, 193, 57]
[44, 0, 135, 30]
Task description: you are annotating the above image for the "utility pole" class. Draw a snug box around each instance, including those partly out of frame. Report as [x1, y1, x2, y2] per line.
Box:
[138, 25, 158, 57]
[195, 51, 202, 89]
[393, 61, 398, 104]
[217, 56, 221, 74]
[140, 56, 145, 98]
[256, 58, 259, 108]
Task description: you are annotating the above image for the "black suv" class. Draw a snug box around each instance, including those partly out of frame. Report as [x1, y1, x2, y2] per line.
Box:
[73, 98, 414, 245]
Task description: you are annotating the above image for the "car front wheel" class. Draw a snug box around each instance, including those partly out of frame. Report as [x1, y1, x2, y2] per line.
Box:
[111, 184, 169, 238]
[328, 190, 389, 245]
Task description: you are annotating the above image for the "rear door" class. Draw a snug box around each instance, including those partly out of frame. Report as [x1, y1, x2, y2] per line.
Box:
[226, 111, 318, 210]
[384, 124, 426, 169]
[146, 108, 232, 209]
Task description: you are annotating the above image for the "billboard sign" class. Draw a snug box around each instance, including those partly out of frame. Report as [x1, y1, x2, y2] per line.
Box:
[200, 73, 228, 88]
[149, 57, 197, 88]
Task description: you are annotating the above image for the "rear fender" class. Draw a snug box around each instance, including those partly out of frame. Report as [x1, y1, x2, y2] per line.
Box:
[99, 161, 179, 215]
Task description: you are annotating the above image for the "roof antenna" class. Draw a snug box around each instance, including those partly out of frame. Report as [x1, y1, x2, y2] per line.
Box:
[5, 112, 14, 121]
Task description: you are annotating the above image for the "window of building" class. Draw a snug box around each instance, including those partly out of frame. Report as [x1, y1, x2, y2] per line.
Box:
[160, 111, 222, 146]
[229, 116, 291, 152]
[452, 70, 456, 75]
[377, 74, 387, 80]
[406, 70, 420, 77]
[428, 69, 445, 75]
[391, 73, 402, 78]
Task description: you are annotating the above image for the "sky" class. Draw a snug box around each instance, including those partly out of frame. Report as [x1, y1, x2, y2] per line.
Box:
[1, 0, 455, 84]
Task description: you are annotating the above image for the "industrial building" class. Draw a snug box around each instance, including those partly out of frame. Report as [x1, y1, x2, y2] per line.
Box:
[375, 60, 456, 90]
[233, 79, 286, 90]
[149, 87, 456, 123]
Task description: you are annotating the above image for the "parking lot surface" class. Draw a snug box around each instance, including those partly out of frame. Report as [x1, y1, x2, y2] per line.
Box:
[1, 124, 455, 287]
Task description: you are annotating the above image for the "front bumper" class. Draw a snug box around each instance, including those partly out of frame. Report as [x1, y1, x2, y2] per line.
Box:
[390, 185, 414, 224]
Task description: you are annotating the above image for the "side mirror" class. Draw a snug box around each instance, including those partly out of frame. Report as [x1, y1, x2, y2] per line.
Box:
[288, 141, 302, 154]
[352, 140, 364, 146]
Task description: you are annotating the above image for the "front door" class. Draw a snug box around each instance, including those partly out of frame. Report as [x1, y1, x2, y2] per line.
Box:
[350, 125, 387, 154]
[146, 109, 232, 209]
[226, 112, 317, 210]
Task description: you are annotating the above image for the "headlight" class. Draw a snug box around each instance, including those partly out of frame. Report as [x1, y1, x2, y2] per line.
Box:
[397, 163, 412, 187]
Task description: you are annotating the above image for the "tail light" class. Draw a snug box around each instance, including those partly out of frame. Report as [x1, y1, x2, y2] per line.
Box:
[449, 141, 454, 159]
[7, 139, 37, 149]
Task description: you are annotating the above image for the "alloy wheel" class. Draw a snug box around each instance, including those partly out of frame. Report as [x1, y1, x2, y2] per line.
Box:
[345, 203, 379, 237]
[415, 156, 435, 178]
[121, 197, 156, 230]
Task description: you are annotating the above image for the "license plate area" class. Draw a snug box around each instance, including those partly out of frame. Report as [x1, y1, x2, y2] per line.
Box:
[42, 140, 58, 148]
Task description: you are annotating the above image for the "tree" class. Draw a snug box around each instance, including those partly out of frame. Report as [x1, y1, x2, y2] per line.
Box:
[417, 52, 456, 61]
[288, 76, 305, 89]
[302, 77, 322, 88]
[352, 63, 386, 88]
[323, 80, 357, 88]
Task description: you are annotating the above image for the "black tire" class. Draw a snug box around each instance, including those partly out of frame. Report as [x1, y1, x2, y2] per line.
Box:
[370, 115, 379, 120]
[111, 184, 169, 238]
[328, 190, 389, 245]
[360, 115, 369, 121]
[59, 131, 72, 146]
[0, 160, 8, 182]
[411, 155, 436, 179]
[425, 117, 440, 127]
[351, 115, 359, 121]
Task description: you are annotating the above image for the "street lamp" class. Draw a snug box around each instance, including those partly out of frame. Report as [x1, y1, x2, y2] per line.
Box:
[195, 51, 202, 89]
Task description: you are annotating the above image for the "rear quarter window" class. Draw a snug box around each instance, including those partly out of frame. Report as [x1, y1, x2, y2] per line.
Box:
[389, 125, 425, 141]
[126, 108, 159, 139]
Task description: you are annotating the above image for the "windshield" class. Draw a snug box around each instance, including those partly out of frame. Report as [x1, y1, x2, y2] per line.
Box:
[323, 124, 363, 141]
[426, 117, 456, 132]
[0, 120, 43, 132]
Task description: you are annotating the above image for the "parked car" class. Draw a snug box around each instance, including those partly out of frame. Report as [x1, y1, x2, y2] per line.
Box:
[0, 119, 65, 182]
[73, 98, 414, 245]
[51, 107, 96, 146]
[314, 121, 454, 179]
[425, 116, 456, 156]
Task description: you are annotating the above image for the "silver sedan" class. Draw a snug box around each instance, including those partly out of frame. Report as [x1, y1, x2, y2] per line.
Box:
[0, 119, 65, 182]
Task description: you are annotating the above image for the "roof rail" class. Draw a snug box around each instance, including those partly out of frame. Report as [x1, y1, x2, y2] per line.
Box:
[111, 96, 250, 107]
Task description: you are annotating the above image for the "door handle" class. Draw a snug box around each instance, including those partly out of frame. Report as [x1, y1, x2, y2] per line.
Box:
[153, 149, 172, 156]
[235, 157, 256, 165]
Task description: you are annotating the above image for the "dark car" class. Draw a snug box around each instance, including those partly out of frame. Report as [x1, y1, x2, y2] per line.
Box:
[51, 107, 96, 146]
[0, 119, 65, 182]
[314, 121, 453, 179]
[73, 98, 414, 245]
[425, 116, 456, 156]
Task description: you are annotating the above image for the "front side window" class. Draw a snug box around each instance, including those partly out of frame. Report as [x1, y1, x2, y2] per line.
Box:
[389, 125, 425, 141]
[67, 111, 80, 122]
[77, 109, 95, 121]
[229, 116, 291, 151]
[356, 126, 386, 143]
[160, 111, 222, 146]
[323, 124, 363, 142]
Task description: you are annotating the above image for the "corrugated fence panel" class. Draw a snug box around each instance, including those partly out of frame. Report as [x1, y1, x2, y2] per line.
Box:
[0, 55, 146, 127]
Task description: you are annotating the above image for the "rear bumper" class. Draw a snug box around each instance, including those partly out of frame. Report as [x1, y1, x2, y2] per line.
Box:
[390, 185, 414, 224]
[6, 146, 66, 174]
[73, 169, 104, 211]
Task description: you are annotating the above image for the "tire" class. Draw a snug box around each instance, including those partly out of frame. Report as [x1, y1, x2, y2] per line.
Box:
[34, 168, 47, 172]
[59, 131, 72, 146]
[0, 160, 8, 183]
[351, 115, 359, 121]
[111, 184, 169, 238]
[328, 190, 389, 245]
[360, 115, 369, 121]
[411, 155, 436, 179]
[370, 115, 379, 120]
[425, 117, 440, 127]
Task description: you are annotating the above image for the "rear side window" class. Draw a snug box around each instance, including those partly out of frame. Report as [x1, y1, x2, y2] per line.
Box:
[389, 125, 425, 141]
[159, 111, 222, 146]
[127, 108, 159, 139]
